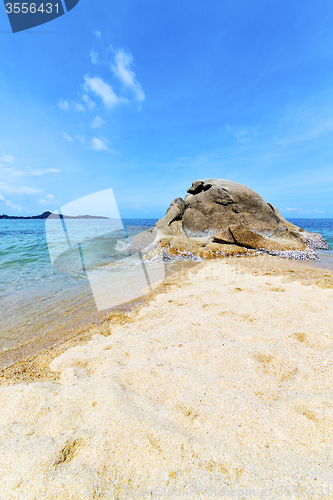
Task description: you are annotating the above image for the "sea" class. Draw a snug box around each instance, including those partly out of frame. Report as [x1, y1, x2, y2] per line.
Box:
[0, 217, 332, 366]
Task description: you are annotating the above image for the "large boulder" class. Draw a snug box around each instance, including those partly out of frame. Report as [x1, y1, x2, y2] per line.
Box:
[133, 179, 329, 260]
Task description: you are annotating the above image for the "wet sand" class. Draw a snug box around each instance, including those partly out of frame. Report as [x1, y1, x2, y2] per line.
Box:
[0, 255, 333, 499]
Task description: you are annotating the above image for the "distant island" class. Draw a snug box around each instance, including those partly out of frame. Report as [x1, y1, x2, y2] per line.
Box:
[0, 211, 110, 220]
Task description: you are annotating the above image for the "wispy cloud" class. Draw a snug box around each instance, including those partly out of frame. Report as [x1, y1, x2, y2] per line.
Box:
[57, 45, 144, 157]
[82, 94, 95, 110]
[4, 200, 27, 212]
[277, 118, 333, 147]
[90, 51, 98, 64]
[26, 168, 60, 176]
[91, 137, 109, 151]
[111, 49, 145, 103]
[0, 193, 27, 212]
[90, 137, 119, 154]
[225, 124, 257, 143]
[62, 132, 74, 142]
[76, 135, 87, 144]
[58, 99, 85, 112]
[5, 201, 23, 211]
[280, 207, 324, 215]
[0, 154, 15, 163]
[58, 46, 144, 124]
[28, 168, 60, 176]
[94, 30, 101, 39]
[0, 182, 42, 195]
[133, 203, 150, 214]
[58, 99, 69, 111]
[83, 76, 126, 108]
[0, 152, 60, 185]
[74, 102, 85, 112]
[38, 194, 58, 205]
[42, 168, 60, 174]
[91, 116, 105, 128]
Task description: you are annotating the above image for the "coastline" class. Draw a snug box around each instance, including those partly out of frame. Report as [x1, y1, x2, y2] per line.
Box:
[0, 254, 333, 497]
[1, 254, 332, 382]
[0, 259, 198, 376]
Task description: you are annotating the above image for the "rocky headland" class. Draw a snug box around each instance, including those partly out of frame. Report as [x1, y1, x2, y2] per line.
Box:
[132, 179, 328, 261]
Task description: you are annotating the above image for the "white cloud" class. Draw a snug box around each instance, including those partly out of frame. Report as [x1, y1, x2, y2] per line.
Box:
[76, 135, 86, 144]
[133, 203, 149, 214]
[91, 137, 109, 151]
[0, 182, 42, 195]
[90, 138, 118, 154]
[94, 30, 101, 39]
[58, 98, 85, 112]
[0, 165, 61, 177]
[280, 207, 324, 215]
[74, 101, 85, 112]
[91, 116, 105, 128]
[45, 168, 60, 173]
[25, 168, 60, 176]
[0, 154, 15, 163]
[62, 132, 74, 142]
[28, 171, 46, 176]
[58, 99, 69, 111]
[4, 200, 26, 212]
[90, 51, 98, 64]
[41, 168, 59, 175]
[59, 48, 143, 123]
[82, 94, 95, 110]
[0, 162, 60, 178]
[38, 194, 57, 205]
[111, 49, 145, 103]
[225, 124, 257, 143]
[0, 192, 26, 211]
[83, 76, 125, 108]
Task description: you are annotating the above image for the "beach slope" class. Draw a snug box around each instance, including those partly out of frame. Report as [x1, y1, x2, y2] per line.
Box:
[0, 256, 333, 499]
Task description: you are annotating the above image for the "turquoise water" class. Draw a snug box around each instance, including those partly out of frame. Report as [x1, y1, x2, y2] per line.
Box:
[287, 218, 333, 251]
[0, 218, 159, 356]
[0, 218, 332, 359]
[287, 218, 333, 265]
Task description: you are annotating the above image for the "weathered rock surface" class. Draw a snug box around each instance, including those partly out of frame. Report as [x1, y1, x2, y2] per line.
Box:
[131, 179, 329, 261]
[228, 225, 307, 252]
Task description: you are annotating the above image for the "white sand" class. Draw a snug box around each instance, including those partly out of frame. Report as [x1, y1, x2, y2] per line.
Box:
[1, 258, 333, 499]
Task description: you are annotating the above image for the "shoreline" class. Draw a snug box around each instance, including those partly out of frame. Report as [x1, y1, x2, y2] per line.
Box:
[0, 259, 198, 380]
[0, 254, 333, 497]
[1, 254, 332, 383]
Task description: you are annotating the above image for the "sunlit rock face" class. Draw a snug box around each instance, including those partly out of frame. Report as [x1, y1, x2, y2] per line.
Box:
[132, 179, 329, 261]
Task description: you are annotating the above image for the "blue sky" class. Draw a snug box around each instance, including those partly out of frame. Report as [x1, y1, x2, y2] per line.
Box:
[1, 0, 333, 218]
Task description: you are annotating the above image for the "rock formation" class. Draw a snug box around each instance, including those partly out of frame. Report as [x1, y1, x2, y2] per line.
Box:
[131, 179, 329, 261]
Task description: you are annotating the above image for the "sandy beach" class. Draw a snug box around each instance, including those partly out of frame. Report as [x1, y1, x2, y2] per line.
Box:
[1, 255, 333, 499]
